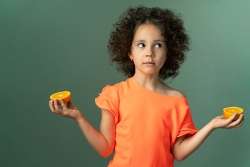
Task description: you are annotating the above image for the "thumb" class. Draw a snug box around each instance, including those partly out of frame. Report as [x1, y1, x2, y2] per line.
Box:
[227, 113, 237, 123]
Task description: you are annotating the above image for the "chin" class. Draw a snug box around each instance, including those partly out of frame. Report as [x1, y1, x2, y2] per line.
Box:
[143, 70, 158, 76]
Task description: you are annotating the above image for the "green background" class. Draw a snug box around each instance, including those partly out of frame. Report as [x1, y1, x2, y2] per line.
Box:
[1, 0, 249, 166]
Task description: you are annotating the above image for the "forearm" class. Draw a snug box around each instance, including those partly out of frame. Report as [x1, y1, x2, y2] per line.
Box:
[173, 121, 215, 160]
[75, 114, 111, 157]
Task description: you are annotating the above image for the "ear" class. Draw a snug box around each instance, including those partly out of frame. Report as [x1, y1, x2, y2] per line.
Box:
[129, 53, 133, 61]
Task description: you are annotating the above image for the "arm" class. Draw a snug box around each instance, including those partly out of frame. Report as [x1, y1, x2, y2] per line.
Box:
[75, 109, 116, 158]
[49, 100, 115, 158]
[173, 113, 244, 161]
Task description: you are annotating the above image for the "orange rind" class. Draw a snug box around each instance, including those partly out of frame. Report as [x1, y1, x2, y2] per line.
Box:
[223, 106, 244, 119]
[50, 90, 71, 104]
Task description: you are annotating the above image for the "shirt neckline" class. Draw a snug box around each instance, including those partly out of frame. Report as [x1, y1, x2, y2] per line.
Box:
[128, 77, 186, 99]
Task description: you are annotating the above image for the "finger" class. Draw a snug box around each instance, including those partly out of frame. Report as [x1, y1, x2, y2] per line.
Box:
[59, 100, 71, 116]
[60, 100, 67, 110]
[49, 100, 55, 112]
[221, 113, 236, 127]
[241, 114, 245, 123]
[53, 100, 60, 114]
[51, 100, 59, 114]
[227, 113, 238, 123]
[227, 114, 244, 128]
[54, 100, 62, 112]
[220, 113, 237, 128]
[235, 121, 243, 128]
[234, 114, 244, 128]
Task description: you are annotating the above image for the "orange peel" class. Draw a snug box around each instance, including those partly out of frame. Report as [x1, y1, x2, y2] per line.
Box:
[223, 106, 244, 119]
[50, 90, 71, 104]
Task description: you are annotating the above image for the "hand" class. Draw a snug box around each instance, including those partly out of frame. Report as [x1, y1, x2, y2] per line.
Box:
[49, 100, 83, 121]
[209, 113, 244, 129]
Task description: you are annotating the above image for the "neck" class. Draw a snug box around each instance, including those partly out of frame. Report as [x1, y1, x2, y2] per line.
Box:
[131, 73, 164, 91]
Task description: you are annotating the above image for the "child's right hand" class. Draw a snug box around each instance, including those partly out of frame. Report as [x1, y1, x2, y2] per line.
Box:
[209, 113, 244, 129]
[49, 100, 83, 121]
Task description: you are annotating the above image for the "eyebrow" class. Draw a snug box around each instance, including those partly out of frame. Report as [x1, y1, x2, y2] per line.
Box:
[134, 39, 165, 43]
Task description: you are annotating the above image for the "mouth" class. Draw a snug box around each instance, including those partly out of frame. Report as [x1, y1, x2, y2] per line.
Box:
[143, 62, 155, 65]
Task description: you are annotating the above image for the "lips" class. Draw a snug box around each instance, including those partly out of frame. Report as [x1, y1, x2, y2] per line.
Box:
[143, 62, 155, 64]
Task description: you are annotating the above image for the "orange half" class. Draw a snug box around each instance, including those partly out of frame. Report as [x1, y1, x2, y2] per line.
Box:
[50, 90, 71, 104]
[223, 106, 244, 119]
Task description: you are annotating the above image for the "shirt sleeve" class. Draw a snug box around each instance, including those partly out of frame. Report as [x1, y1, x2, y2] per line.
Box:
[95, 85, 119, 124]
[171, 97, 198, 146]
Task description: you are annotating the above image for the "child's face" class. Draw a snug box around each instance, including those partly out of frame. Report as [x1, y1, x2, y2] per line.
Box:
[129, 23, 167, 78]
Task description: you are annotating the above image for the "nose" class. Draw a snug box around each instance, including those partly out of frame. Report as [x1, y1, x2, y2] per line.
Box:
[145, 46, 154, 58]
[145, 54, 154, 63]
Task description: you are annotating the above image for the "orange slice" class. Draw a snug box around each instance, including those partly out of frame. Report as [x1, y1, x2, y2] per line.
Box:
[50, 90, 71, 104]
[223, 106, 244, 119]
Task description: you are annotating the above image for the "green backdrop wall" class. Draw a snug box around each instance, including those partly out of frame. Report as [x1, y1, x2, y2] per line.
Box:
[1, 0, 249, 166]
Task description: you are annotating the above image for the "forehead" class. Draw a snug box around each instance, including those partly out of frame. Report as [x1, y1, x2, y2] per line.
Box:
[133, 23, 165, 41]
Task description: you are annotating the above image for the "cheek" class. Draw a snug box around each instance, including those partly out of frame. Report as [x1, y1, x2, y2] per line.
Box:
[160, 57, 166, 67]
[158, 53, 167, 64]
[133, 58, 142, 66]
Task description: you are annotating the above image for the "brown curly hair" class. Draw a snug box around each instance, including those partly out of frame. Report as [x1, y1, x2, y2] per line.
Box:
[107, 6, 190, 80]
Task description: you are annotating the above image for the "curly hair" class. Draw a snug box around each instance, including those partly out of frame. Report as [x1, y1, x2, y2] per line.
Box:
[107, 6, 190, 80]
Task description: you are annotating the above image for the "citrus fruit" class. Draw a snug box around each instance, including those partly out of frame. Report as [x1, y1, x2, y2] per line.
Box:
[50, 90, 71, 104]
[223, 106, 244, 119]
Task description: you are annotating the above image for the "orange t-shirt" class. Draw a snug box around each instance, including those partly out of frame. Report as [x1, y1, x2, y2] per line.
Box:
[95, 77, 197, 167]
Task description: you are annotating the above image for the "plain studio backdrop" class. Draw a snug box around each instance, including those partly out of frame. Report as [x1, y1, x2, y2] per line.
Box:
[1, 0, 249, 167]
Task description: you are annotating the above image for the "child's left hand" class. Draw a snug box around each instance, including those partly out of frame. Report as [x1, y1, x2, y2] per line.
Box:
[210, 113, 244, 129]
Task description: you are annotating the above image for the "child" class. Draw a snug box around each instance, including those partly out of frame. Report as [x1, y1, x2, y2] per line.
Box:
[49, 6, 244, 167]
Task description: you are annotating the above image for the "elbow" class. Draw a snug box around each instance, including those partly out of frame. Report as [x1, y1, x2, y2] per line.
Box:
[174, 155, 186, 161]
[99, 150, 112, 158]
[174, 153, 188, 161]
[173, 149, 187, 161]
[99, 152, 111, 158]
[98, 145, 114, 158]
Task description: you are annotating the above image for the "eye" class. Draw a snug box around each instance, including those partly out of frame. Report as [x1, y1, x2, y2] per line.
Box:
[137, 43, 145, 48]
[154, 43, 162, 48]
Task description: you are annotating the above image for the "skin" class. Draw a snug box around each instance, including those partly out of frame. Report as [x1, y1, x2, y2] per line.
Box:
[129, 22, 168, 94]
[48, 23, 244, 160]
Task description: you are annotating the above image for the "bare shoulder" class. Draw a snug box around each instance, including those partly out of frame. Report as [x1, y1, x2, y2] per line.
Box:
[170, 89, 185, 97]
[166, 88, 185, 97]
[160, 82, 186, 97]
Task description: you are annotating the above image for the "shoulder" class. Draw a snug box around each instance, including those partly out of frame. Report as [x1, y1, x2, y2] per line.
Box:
[161, 82, 186, 98]
[167, 89, 186, 98]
